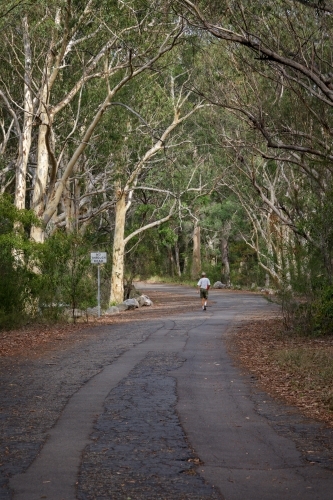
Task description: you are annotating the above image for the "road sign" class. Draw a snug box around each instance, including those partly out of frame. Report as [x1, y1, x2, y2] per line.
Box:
[91, 252, 107, 264]
[91, 252, 107, 318]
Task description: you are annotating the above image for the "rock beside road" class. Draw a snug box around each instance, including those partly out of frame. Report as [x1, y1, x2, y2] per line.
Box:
[137, 294, 153, 307]
[121, 298, 140, 310]
[213, 281, 227, 289]
[118, 295, 153, 311]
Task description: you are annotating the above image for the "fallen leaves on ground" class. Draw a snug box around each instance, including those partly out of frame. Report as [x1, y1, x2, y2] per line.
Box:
[227, 312, 333, 427]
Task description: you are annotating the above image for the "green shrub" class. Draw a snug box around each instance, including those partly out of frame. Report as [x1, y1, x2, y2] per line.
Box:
[281, 285, 333, 337]
[37, 231, 97, 322]
[310, 285, 333, 336]
[0, 195, 40, 328]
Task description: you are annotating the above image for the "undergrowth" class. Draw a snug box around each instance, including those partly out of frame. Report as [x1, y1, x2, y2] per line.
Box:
[279, 285, 333, 337]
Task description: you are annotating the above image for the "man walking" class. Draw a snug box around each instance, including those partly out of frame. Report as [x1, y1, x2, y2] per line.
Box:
[197, 272, 210, 311]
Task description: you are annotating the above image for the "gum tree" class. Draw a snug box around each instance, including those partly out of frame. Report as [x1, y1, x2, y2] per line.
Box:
[176, 0, 333, 285]
[0, 0, 185, 242]
[108, 72, 207, 303]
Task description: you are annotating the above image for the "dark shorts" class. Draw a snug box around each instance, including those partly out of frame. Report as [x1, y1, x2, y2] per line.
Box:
[200, 288, 208, 299]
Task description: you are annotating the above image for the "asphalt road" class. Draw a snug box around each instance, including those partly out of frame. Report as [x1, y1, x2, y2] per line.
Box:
[3, 284, 333, 499]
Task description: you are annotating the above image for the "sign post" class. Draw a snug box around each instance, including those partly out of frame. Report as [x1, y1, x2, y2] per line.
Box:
[90, 252, 107, 317]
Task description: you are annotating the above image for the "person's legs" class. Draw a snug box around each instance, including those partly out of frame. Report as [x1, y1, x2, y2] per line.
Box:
[200, 289, 205, 309]
[204, 289, 208, 310]
[200, 289, 208, 310]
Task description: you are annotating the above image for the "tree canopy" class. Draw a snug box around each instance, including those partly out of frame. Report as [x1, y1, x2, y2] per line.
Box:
[1, 0, 333, 331]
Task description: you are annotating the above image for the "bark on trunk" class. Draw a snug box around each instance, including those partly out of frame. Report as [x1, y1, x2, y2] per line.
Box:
[281, 224, 292, 285]
[30, 86, 51, 242]
[15, 16, 33, 210]
[30, 36, 57, 242]
[265, 213, 277, 283]
[221, 236, 230, 285]
[174, 241, 181, 277]
[30, 120, 49, 243]
[191, 222, 201, 279]
[64, 179, 71, 232]
[110, 189, 126, 304]
[168, 247, 175, 277]
[265, 273, 270, 288]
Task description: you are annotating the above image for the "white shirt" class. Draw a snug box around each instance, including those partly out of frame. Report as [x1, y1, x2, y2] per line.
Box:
[197, 277, 210, 289]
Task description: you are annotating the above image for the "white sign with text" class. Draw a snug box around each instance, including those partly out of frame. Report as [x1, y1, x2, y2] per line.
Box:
[90, 252, 107, 264]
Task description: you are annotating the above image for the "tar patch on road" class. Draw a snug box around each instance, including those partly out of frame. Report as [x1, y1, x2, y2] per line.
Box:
[78, 352, 222, 500]
[0, 322, 161, 499]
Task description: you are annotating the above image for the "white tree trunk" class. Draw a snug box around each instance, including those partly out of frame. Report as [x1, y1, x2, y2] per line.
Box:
[64, 179, 73, 233]
[265, 213, 277, 282]
[265, 273, 270, 288]
[281, 224, 292, 285]
[30, 78, 51, 243]
[175, 240, 181, 277]
[110, 188, 126, 304]
[30, 121, 49, 243]
[15, 15, 33, 210]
